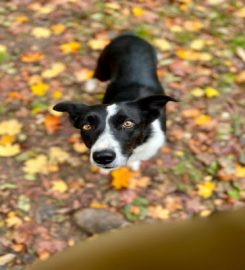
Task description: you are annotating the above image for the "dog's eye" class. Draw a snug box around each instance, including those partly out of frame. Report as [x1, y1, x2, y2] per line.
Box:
[121, 120, 135, 129]
[82, 124, 92, 131]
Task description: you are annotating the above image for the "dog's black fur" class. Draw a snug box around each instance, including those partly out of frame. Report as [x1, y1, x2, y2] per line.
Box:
[54, 34, 176, 169]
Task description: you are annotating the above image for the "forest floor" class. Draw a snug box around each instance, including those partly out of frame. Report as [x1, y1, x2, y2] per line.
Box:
[0, 0, 244, 269]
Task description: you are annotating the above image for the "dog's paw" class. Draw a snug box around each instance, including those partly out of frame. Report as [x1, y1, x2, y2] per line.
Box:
[127, 160, 141, 171]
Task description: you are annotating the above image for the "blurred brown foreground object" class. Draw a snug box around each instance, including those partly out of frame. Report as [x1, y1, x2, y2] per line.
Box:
[28, 208, 245, 270]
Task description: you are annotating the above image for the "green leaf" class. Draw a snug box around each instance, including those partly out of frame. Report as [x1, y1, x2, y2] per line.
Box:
[17, 195, 31, 212]
[227, 188, 240, 200]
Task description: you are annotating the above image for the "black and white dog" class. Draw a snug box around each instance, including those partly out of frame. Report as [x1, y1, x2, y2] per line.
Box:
[54, 34, 176, 170]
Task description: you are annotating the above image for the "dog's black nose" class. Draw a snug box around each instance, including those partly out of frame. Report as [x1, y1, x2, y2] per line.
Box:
[93, 150, 116, 165]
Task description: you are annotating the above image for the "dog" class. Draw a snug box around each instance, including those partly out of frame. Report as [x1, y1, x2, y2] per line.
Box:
[53, 34, 176, 170]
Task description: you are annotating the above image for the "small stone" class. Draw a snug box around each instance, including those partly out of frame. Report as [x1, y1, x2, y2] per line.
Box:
[73, 208, 129, 235]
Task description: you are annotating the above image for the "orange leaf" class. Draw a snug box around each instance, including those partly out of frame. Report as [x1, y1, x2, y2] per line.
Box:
[20, 52, 44, 63]
[111, 167, 137, 190]
[44, 115, 61, 133]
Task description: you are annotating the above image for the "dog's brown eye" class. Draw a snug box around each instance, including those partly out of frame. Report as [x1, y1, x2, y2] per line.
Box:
[82, 124, 92, 131]
[122, 120, 135, 129]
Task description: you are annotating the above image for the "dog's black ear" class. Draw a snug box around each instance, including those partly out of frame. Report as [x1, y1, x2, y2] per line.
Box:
[53, 102, 88, 129]
[129, 95, 178, 123]
[136, 95, 178, 111]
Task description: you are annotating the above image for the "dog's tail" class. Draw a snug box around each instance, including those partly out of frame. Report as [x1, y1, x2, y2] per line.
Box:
[93, 43, 112, 82]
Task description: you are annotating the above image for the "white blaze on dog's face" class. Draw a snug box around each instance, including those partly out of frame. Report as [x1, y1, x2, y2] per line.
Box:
[53, 95, 176, 169]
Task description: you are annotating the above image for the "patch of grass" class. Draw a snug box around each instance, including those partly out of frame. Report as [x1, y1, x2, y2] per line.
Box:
[228, 35, 245, 51]
[174, 31, 196, 46]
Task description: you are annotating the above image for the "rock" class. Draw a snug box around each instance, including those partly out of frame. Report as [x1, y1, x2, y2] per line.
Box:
[73, 208, 129, 235]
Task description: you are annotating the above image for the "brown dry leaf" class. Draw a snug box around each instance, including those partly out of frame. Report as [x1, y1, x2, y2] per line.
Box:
[5, 212, 22, 228]
[111, 167, 138, 190]
[73, 142, 87, 154]
[44, 115, 61, 133]
[128, 176, 150, 189]
[184, 20, 204, 31]
[20, 51, 44, 63]
[49, 147, 70, 164]
[235, 70, 245, 84]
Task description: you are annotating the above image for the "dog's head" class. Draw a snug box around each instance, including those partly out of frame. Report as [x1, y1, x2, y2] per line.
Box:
[53, 95, 176, 169]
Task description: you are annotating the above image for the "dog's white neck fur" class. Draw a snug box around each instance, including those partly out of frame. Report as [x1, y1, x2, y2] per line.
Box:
[127, 119, 165, 170]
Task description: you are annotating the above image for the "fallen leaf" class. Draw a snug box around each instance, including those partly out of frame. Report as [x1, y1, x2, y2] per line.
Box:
[51, 180, 68, 193]
[75, 69, 94, 82]
[20, 51, 44, 63]
[0, 253, 16, 266]
[44, 115, 61, 133]
[0, 119, 22, 135]
[195, 114, 211, 125]
[111, 167, 137, 190]
[147, 205, 170, 220]
[205, 87, 219, 98]
[42, 62, 66, 79]
[197, 181, 216, 198]
[23, 155, 49, 175]
[15, 15, 29, 24]
[153, 38, 171, 51]
[17, 195, 31, 212]
[87, 39, 110, 50]
[73, 142, 87, 153]
[132, 6, 144, 17]
[5, 212, 22, 228]
[51, 24, 66, 35]
[190, 87, 204, 97]
[60, 41, 81, 54]
[0, 44, 7, 53]
[0, 144, 21, 157]
[184, 20, 203, 31]
[0, 135, 15, 145]
[190, 39, 205, 50]
[52, 90, 62, 99]
[49, 147, 70, 164]
[31, 27, 51, 38]
[235, 164, 245, 178]
[236, 70, 245, 84]
[30, 82, 49, 96]
[181, 108, 200, 118]
[235, 7, 245, 18]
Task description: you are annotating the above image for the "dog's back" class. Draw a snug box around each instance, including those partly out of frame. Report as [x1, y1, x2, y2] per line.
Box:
[94, 34, 163, 104]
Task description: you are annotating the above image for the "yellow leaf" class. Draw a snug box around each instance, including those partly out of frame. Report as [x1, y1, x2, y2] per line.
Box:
[87, 39, 110, 50]
[20, 51, 44, 63]
[190, 39, 205, 50]
[184, 20, 203, 31]
[235, 7, 245, 18]
[51, 180, 68, 193]
[73, 142, 87, 154]
[15, 15, 29, 23]
[0, 144, 21, 157]
[42, 62, 66, 79]
[191, 87, 204, 97]
[75, 69, 94, 82]
[90, 200, 106, 208]
[197, 181, 216, 198]
[132, 6, 144, 17]
[51, 24, 66, 35]
[199, 52, 212, 61]
[148, 205, 170, 220]
[0, 119, 22, 136]
[105, 3, 120, 10]
[6, 212, 22, 228]
[52, 90, 62, 99]
[235, 164, 245, 178]
[0, 44, 7, 53]
[207, 0, 225, 5]
[195, 114, 211, 125]
[30, 82, 49, 96]
[60, 41, 81, 54]
[49, 147, 70, 164]
[37, 4, 55, 14]
[153, 38, 171, 51]
[205, 87, 219, 98]
[23, 155, 49, 175]
[31, 27, 51, 38]
[176, 49, 199, 60]
[236, 70, 245, 84]
[0, 135, 15, 145]
[111, 167, 137, 190]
